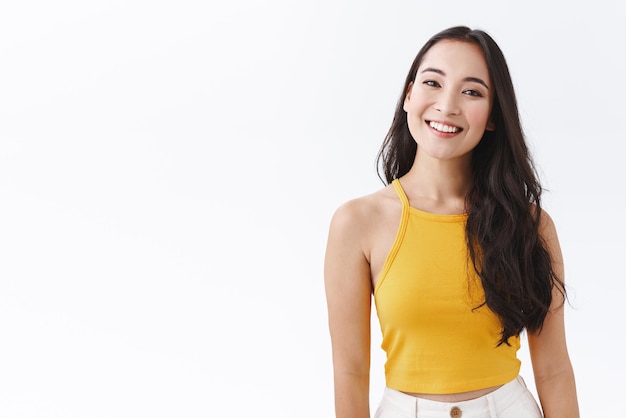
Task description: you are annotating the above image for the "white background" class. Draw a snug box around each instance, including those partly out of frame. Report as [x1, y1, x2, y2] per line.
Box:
[1, 1, 624, 417]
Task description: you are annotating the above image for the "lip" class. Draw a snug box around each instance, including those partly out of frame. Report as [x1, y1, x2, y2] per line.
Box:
[425, 119, 464, 137]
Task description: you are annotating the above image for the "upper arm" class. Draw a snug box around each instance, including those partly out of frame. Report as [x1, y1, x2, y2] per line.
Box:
[527, 210, 579, 416]
[324, 201, 373, 377]
[527, 210, 571, 380]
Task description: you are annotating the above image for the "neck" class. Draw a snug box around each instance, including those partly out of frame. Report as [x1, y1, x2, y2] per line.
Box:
[400, 152, 472, 214]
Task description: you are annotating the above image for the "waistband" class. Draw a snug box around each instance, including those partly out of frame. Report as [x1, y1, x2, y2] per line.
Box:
[380, 376, 530, 416]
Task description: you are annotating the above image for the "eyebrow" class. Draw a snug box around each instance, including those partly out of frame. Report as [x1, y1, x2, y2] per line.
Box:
[420, 67, 489, 90]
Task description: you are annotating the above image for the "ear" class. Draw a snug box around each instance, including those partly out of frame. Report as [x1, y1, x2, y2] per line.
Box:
[486, 117, 495, 131]
[403, 82, 414, 112]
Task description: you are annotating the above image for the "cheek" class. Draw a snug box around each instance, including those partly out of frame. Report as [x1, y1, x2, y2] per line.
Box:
[465, 104, 491, 129]
[404, 92, 428, 114]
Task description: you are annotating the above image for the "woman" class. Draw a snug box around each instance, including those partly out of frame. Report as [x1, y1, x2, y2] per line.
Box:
[324, 26, 579, 418]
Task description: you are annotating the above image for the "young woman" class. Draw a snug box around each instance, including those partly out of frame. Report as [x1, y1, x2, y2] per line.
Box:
[324, 26, 579, 418]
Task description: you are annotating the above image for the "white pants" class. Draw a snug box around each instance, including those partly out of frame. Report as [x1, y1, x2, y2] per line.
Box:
[374, 376, 543, 418]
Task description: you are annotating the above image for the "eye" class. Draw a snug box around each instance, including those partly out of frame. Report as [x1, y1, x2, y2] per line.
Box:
[463, 89, 483, 97]
[423, 80, 441, 87]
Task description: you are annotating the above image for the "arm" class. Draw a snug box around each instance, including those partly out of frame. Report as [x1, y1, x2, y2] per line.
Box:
[324, 201, 373, 418]
[528, 211, 579, 418]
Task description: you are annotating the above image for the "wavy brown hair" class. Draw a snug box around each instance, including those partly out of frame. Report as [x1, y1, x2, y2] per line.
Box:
[376, 26, 565, 345]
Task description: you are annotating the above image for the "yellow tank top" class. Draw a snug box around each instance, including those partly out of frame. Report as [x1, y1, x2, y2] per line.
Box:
[373, 179, 520, 394]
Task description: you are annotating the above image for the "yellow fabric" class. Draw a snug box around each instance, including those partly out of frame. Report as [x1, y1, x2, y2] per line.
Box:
[373, 179, 520, 394]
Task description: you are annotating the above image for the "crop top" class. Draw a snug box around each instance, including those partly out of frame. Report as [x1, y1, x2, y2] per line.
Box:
[373, 179, 520, 394]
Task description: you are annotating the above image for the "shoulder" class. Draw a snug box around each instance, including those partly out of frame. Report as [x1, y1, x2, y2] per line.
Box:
[327, 184, 400, 255]
[329, 184, 399, 235]
[532, 206, 563, 267]
[533, 206, 558, 242]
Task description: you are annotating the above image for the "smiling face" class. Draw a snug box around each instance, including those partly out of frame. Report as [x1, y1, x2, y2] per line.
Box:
[403, 40, 494, 164]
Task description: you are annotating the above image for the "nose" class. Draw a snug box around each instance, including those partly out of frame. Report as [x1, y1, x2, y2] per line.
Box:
[434, 89, 460, 115]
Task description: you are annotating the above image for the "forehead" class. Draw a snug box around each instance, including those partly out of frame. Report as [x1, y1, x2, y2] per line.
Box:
[418, 40, 490, 81]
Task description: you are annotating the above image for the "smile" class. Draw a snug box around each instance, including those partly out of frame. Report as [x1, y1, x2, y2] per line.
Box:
[428, 120, 462, 133]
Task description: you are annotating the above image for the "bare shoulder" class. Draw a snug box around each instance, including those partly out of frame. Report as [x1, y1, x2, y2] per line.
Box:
[328, 185, 399, 238]
[533, 206, 565, 285]
[532, 205, 560, 247]
[327, 185, 401, 274]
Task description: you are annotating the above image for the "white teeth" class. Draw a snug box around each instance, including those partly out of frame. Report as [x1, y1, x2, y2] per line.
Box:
[429, 121, 459, 133]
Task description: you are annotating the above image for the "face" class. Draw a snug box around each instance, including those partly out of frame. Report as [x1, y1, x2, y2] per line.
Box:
[403, 40, 494, 163]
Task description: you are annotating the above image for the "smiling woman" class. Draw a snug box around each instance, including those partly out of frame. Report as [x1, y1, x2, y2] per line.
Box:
[324, 26, 579, 418]
[403, 40, 494, 164]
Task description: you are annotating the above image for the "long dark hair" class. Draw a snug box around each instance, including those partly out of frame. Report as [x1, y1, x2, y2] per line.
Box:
[376, 26, 565, 345]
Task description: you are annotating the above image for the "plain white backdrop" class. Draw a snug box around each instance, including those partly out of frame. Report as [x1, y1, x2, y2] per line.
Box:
[1, 1, 624, 416]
